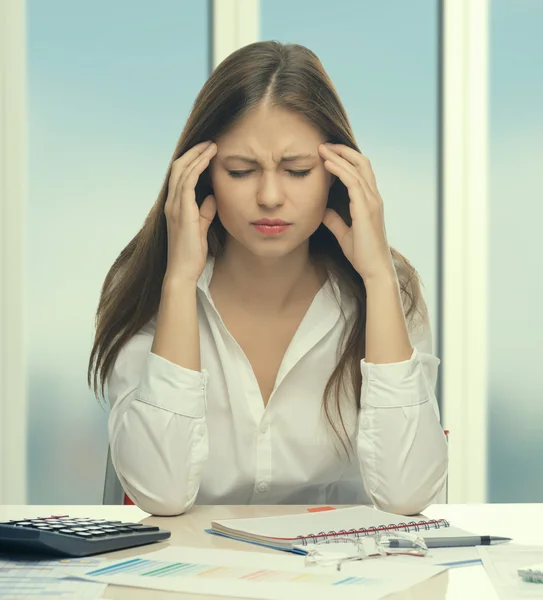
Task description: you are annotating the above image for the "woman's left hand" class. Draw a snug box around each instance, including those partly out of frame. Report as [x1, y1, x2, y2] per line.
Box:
[318, 143, 396, 283]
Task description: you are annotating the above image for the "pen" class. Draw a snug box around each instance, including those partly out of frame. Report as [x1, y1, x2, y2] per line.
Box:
[389, 535, 511, 549]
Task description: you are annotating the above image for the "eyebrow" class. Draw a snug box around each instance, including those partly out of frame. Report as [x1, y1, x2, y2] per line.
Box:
[223, 154, 317, 164]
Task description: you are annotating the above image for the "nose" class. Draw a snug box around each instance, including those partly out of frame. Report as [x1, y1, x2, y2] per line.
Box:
[256, 171, 284, 209]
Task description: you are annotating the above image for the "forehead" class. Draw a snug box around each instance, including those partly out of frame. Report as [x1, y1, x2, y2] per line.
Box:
[217, 104, 324, 151]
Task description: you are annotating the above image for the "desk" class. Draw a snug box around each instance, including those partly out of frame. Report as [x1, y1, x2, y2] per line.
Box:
[2, 503, 542, 599]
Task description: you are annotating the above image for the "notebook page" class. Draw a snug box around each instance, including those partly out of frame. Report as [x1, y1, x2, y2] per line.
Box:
[212, 506, 447, 540]
[418, 525, 477, 539]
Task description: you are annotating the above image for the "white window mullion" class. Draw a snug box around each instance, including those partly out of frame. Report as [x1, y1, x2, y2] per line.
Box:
[0, 0, 27, 504]
[442, 0, 489, 503]
[212, 0, 260, 70]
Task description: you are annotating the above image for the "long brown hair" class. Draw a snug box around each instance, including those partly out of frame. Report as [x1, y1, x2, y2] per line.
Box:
[88, 41, 426, 454]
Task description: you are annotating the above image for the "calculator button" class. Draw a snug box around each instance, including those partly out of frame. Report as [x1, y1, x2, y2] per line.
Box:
[127, 525, 159, 533]
[59, 529, 78, 535]
[88, 530, 107, 537]
[74, 532, 93, 537]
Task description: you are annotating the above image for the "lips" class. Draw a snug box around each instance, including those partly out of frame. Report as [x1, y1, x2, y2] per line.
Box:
[252, 222, 291, 236]
[252, 220, 291, 226]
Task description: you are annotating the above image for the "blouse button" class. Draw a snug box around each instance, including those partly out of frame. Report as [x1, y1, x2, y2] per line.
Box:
[257, 482, 268, 493]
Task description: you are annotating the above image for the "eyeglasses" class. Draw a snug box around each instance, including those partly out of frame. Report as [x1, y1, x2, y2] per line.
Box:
[304, 532, 429, 571]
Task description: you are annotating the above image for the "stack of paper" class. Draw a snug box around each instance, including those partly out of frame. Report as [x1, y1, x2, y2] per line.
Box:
[66, 545, 448, 600]
[0, 555, 106, 599]
[478, 544, 543, 599]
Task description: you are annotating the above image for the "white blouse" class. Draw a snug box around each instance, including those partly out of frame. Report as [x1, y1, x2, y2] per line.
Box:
[108, 256, 448, 516]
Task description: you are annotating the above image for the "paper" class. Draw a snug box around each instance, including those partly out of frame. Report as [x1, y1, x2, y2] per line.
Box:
[412, 546, 481, 568]
[0, 554, 107, 599]
[478, 544, 543, 599]
[65, 545, 447, 600]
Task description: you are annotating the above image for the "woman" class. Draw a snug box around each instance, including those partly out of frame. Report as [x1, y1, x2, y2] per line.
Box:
[88, 41, 448, 517]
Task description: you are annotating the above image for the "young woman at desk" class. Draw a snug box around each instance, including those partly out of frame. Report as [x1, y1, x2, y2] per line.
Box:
[88, 42, 448, 517]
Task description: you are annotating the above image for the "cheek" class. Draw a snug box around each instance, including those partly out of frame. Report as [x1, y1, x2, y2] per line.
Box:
[210, 175, 250, 228]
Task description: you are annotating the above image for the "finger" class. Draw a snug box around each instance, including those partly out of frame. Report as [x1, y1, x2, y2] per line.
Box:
[179, 152, 213, 207]
[167, 151, 212, 221]
[323, 160, 375, 222]
[165, 143, 216, 214]
[171, 141, 214, 178]
[322, 208, 350, 243]
[321, 155, 375, 214]
[177, 143, 217, 191]
[319, 144, 361, 182]
[199, 194, 217, 236]
[323, 143, 377, 191]
[322, 158, 362, 194]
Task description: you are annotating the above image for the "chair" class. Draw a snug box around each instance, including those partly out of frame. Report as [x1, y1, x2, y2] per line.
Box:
[103, 430, 450, 506]
[435, 429, 450, 504]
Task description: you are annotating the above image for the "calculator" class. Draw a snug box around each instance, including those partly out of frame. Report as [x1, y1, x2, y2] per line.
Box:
[0, 515, 171, 558]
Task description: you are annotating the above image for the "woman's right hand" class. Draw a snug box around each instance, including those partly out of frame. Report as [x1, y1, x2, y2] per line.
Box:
[163, 141, 218, 284]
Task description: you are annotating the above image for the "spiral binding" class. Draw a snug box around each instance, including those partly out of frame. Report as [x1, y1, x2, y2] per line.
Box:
[294, 518, 450, 545]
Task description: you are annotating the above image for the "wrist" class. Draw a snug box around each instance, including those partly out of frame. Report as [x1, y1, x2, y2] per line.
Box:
[362, 269, 398, 292]
[162, 273, 199, 293]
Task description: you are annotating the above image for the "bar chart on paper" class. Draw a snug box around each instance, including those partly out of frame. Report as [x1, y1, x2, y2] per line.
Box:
[69, 546, 447, 600]
[86, 555, 370, 585]
[0, 556, 106, 599]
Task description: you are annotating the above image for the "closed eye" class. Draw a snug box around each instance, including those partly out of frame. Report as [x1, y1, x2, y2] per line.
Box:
[227, 170, 253, 178]
[227, 169, 312, 179]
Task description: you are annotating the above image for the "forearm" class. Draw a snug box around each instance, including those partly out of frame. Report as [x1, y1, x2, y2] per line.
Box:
[151, 276, 201, 371]
[357, 392, 448, 515]
[110, 383, 208, 516]
[364, 273, 412, 364]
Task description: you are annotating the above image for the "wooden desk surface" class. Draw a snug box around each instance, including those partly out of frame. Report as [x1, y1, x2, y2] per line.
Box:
[2, 503, 542, 599]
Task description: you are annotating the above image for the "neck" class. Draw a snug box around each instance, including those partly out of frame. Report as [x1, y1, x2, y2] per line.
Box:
[211, 239, 326, 314]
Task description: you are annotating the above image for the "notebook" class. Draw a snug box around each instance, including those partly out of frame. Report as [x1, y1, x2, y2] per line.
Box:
[209, 506, 475, 553]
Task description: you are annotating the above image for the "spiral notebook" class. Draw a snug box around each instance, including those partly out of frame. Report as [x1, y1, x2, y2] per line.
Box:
[209, 506, 474, 552]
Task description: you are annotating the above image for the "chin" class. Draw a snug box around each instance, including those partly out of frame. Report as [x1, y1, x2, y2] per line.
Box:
[245, 243, 293, 258]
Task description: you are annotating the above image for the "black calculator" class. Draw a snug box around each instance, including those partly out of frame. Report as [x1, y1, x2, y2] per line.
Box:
[0, 515, 171, 558]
